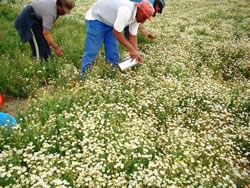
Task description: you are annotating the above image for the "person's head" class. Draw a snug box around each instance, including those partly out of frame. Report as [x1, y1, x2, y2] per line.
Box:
[56, 0, 75, 15]
[153, 0, 165, 17]
[136, 0, 155, 23]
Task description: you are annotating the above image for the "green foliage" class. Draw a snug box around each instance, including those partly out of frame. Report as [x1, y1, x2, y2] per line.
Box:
[0, 3, 18, 21]
[124, 157, 149, 175]
[0, 0, 249, 187]
[0, 4, 84, 97]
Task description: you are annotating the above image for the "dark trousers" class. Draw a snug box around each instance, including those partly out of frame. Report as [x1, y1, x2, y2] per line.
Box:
[29, 21, 51, 60]
[15, 5, 51, 60]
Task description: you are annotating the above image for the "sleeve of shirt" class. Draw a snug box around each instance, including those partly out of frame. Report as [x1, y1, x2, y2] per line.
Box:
[113, 6, 131, 33]
[85, 8, 95, 20]
[42, 14, 56, 31]
[128, 22, 139, 36]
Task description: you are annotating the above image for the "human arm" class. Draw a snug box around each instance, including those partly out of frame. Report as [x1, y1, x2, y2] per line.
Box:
[139, 23, 156, 39]
[41, 13, 64, 57]
[43, 29, 63, 57]
[113, 6, 143, 62]
[113, 29, 142, 63]
[129, 33, 137, 51]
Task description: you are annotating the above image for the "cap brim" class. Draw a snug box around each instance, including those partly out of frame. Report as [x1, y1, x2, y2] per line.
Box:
[63, 9, 71, 14]
[144, 14, 151, 21]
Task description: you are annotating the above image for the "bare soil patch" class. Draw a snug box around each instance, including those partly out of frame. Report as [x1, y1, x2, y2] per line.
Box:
[1, 97, 28, 118]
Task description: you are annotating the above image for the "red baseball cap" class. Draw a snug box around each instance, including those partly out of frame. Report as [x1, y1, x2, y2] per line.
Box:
[136, 0, 155, 21]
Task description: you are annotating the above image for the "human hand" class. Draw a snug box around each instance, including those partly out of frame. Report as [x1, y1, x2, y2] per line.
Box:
[129, 49, 143, 63]
[147, 33, 156, 39]
[55, 47, 64, 57]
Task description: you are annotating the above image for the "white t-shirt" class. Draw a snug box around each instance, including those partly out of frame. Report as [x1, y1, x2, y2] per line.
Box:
[85, 0, 139, 36]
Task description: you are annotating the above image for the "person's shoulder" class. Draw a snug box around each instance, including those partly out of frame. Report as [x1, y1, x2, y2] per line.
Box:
[40, 0, 57, 6]
[118, 6, 133, 15]
[32, 0, 56, 7]
[47, 0, 57, 5]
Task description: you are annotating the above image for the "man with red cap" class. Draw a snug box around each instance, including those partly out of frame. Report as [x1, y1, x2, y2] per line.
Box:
[15, 0, 75, 61]
[81, 0, 154, 77]
[125, 0, 166, 40]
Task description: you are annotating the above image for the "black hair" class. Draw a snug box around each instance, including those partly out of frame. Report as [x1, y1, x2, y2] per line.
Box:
[153, 0, 163, 16]
[154, 0, 163, 10]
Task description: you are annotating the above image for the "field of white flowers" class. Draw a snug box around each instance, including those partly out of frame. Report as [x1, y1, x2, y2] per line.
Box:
[0, 0, 249, 187]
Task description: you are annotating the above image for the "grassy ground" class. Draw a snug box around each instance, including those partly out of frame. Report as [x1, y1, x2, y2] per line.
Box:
[0, 0, 249, 187]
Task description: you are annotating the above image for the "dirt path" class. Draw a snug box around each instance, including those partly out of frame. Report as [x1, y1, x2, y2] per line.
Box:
[1, 97, 28, 118]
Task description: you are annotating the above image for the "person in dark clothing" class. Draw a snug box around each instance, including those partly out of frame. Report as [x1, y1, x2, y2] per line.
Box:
[15, 0, 75, 60]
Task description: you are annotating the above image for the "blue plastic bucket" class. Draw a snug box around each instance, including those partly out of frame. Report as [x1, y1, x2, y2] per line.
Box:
[0, 112, 17, 128]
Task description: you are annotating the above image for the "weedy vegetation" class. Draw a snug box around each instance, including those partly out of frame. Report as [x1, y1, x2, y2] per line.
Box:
[0, 0, 249, 187]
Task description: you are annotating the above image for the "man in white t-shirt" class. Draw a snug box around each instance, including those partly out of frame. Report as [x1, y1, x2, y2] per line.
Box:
[81, 0, 154, 76]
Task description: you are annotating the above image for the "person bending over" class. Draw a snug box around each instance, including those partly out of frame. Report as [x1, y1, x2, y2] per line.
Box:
[124, 0, 165, 40]
[15, 0, 75, 60]
[80, 0, 155, 77]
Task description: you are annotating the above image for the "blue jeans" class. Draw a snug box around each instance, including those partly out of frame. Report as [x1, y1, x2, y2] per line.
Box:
[81, 20, 119, 75]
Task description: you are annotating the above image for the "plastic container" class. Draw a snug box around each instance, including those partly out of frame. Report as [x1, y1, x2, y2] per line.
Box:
[0, 112, 17, 128]
[118, 57, 138, 72]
